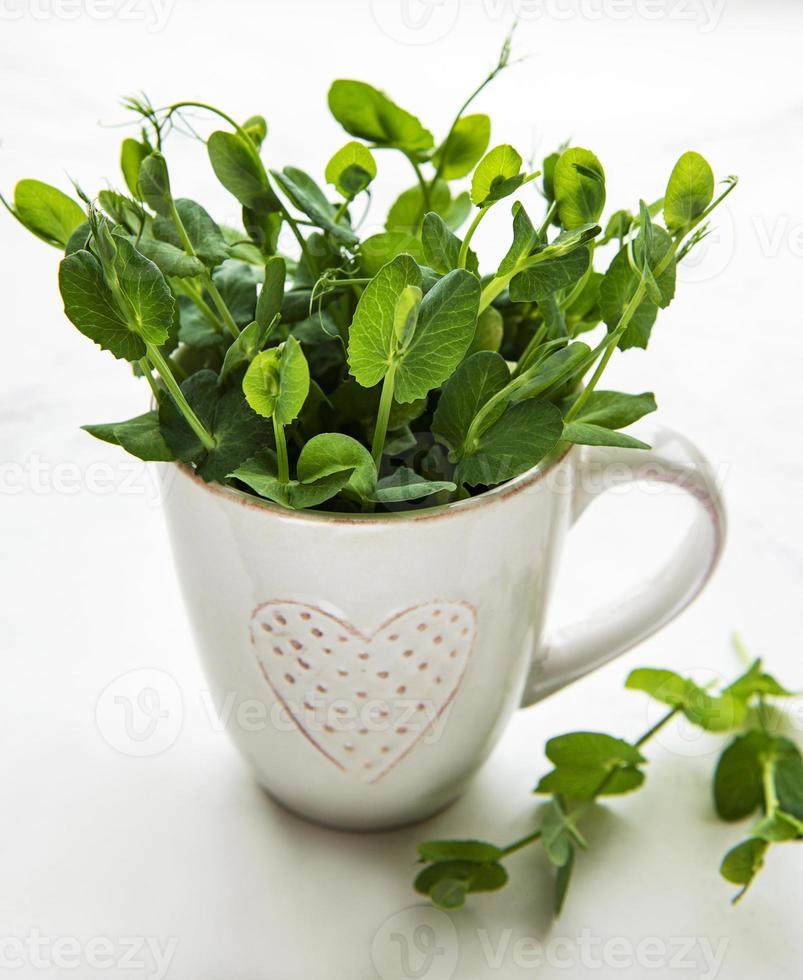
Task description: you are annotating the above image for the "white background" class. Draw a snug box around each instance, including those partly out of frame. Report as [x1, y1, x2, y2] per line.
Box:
[1, 0, 802, 977]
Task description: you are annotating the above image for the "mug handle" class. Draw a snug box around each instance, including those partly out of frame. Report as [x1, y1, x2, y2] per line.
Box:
[521, 426, 726, 706]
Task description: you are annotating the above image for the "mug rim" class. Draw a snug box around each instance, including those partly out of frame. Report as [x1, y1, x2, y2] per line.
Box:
[170, 442, 575, 526]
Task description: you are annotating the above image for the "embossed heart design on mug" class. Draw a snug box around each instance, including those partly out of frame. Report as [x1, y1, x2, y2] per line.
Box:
[250, 599, 476, 781]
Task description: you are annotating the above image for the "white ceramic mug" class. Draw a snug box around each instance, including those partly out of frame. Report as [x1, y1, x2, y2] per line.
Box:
[159, 425, 724, 830]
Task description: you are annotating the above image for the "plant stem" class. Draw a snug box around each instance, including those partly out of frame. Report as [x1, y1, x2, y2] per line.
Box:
[406, 154, 431, 214]
[500, 829, 543, 857]
[177, 278, 225, 332]
[761, 754, 779, 812]
[138, 358, 161, 401]
[458, 206, 489, 268]
[372, 363, 397, 468]
[169, 200, 240, 339]
[537, 201, 557, 240]
[563, 279, 648, 423]
[203, 275, 240, 339]
[273, 416, 289, 484]
[146, 343, 216, 451]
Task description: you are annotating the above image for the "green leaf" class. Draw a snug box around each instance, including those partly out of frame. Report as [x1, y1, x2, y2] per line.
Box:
[360, 230, 425, 277]
[553, 148, 606, 229]
[243, 335, 310, 424]
[418, 840, 503, 864]
[59, 249, 145, 361]
[386, 180, 451, 234]
[208, 130, 278, 213]
[775, 741, 803, 822]
[536, 765, 645, 800]
[257, 255, 286, 330]
[433, 114, 491, 180]
[130, 235, 205, 279]
[82, 410, 174, 462]
[433, 351, 510, 457]
[458, 399, 564, 487]
[471, 144, 523, 206]
[121, 138, 151, 198]
[370, 468, 455, 504]
[13, 179, 85, 248]
[664, 151, 714, 235]
[725, 659, 794, 701]
[714, 731, 771, 820]
[271, 166, 357, 245]
[421, 211, 476, 274]
[626, 668, 747, 732]
[325, 141, 377, 198]
[213, 259, 260, 328]
[720, 838, 768, 902]
[394, 268, 481, 403]
[540, 799, 574, 867]
[545, 732, 645, 768]
[153, 198, 229, 266]
[567, 390, 657, 429]
[498, 202, 538, 277]
[348, 254, 422, 388]
[159, 370, 270, 482]
[138, 152, 173, 218]
[231, 449, 354, 509]
[430, 879, 468, 910]
[512, 343, 592, 403]
[562, 422, 650, 450]
[242, 114, 268, 147]
[327, 80, 433, 153]
[296, 432, 376, 500]
[58, 236, 173, 361]
[219, 316, 278, 382]
[466, 306, 504, 356]
[111, 236, 174, 347]
[443, 191, 472, 231]
[600, 225, 676, 350]
[414, 860, 508, 900]
[554, 844, 575, 916]
[510, 246, 590, 302]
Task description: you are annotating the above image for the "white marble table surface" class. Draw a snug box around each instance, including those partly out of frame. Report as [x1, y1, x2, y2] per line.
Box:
[1, 1, 801, 976]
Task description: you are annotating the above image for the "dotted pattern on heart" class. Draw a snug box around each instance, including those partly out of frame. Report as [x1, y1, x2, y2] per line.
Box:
[249, 599, 476, 782]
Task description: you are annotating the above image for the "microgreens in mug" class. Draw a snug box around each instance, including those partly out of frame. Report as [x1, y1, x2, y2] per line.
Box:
[413, 638, 801, 915]
[2, 34, 737, 513]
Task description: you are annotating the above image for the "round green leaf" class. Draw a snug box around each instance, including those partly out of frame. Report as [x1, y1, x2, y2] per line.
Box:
[471, 144, 523, 206]
[325, 141, 377, 198]
[553, 148, 606, 229]
[14, 179, 86, 248]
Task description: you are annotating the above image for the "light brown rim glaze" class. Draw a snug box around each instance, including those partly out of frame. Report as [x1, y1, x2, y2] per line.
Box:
[170, 442, 575, 526]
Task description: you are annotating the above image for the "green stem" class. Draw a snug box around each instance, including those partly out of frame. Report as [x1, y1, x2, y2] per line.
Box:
[138, 358, 161, 401]
[176, 278, 224, 333]
[561, 242, 595, 312]
[563, 279, 648, 423]
[568, 706, 680, 823]
[500, 829, 542, 857]
[406, 155, 431, 214]
[169, 199, 240, 339]
[372, 363, 397, 468]
[537, 201, 557, 241]
[761, 755, 779, 813]
[273, 415, 289, 484]
[458, 206, 489, 268]
[203, 274, 240, 339]
[146, 344, 215, 451]
[513, 322, 547, 378]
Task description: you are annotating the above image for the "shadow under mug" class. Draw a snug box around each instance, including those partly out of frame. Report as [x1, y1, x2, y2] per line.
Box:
[158, 425, 724, 830]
